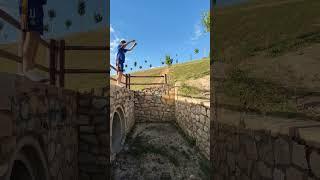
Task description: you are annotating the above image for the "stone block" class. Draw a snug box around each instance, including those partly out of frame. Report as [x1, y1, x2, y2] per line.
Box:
[310, 151, 320, 178]
[286, 167, 304, 180]
[0, 112, 13, 138]
[273, 168, 285, 180]
[258, 161, 272, 178]
[292, 142, 308, 169]
[274, 138, 290, 165]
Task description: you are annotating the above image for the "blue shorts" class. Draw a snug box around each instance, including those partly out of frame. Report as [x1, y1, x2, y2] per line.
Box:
[19, 2, 45, 35]
[117, 63, 124, 72]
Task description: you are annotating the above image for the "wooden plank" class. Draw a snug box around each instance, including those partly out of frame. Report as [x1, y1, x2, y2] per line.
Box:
[59, 40, 65, 87]
[129, 75, 164, 78]
[49, 39, 56, 85]
[64, 69, 109, 74]
[0, 9, 20, 29]
[0, 49, 22, 63]
[164, 74, 167, 84]
[129, 83, 165, 85]
[65, 45, 109, 51]
[0, 49, 49, 72]
[110, 65, 118, 71]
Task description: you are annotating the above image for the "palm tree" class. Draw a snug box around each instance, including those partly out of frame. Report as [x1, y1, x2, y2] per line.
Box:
[94, 12, 103, 23]
[65, 20, 72, 30]
[194, 48, 199, 54]
[161, 61, 164, 65]
[145, 60, 147, 63]
[78, 0, 86, 16]
[130, 68, 133, 71]
[125, 64, 128, 68]
[149, 64, 152, 68]
[139, 66, 142, 69]
[48, 9, 56, 21]
[134, 61, 137, 68]
[48, 9, 56, 32]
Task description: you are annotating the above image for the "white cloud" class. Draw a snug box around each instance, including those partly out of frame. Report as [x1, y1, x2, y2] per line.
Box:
[110, 26, 114, 33]
[191, 23, 203, 41]
[110, 24, 123, 62]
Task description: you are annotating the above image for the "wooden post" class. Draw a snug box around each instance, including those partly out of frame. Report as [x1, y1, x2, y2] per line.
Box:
[49, 39, 56, 85]
[125, 74, 128, 88]
[164, 74, 167, 84]
[59, 40, 65, 87]
[128, 74, 131, 90]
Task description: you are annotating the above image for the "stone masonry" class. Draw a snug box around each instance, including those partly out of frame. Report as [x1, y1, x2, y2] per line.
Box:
[175, 95, 210, 159]
[0, 73, 78, 180]
[212, 107, 320, 180]
[134, 86, 175, 122]
[0, 73, 109, 180]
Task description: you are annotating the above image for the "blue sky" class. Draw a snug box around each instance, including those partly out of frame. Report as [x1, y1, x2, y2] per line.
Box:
[110, 0, 210, 73]
[0, 0, 107, 43]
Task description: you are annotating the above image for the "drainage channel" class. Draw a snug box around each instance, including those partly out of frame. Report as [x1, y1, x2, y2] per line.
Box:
[111, 122, 210, 180]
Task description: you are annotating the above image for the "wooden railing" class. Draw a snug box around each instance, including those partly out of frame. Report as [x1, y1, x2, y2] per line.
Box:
[0, 8, 109, 88]
[110, 65, 167, 89]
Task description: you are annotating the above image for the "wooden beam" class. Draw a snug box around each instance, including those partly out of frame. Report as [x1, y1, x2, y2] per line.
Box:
[59, 40, 65, 87]
[65, 45, 109, 51]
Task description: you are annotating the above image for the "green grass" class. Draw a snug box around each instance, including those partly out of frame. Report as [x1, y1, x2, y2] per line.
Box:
[222, 67, 297, 113]
[0, 28, 108, 91]
[214, 0, 320, 62]
[127, 58, 210, 97]
[214, 0, 320, 115]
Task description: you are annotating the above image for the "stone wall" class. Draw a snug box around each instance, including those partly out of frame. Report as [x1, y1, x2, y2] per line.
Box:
[212, 107, 320, 180]
[0, 73, 78, 180]
[0, 73, 109, 180]
[77, 90, 109, 180]
[110, 85, 135, 136]
[175, 95, 210, 159]
[134, 86, 175, 122]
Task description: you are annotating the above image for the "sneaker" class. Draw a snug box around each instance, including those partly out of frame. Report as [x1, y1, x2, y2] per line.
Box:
[24, 69, 49, 82]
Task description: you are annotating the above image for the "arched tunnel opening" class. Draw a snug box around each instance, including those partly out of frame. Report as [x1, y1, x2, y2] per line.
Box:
[9, 139, 49, 180]
[111, 108, 125, 155]
[10, 159, 33, 180]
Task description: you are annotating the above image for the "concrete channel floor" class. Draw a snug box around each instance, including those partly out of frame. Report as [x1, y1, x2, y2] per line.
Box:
[111, 122, 210, 180]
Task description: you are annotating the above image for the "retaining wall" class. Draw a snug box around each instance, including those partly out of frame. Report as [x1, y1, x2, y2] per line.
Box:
[0, 73, 109, 180]
[134, 86, 175, 122]
[212, 107, 320, 180]
[0, 73, 79, 180]
[175, 95, 210, 159]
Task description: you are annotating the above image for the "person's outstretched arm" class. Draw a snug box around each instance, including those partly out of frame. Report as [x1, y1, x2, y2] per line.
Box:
[126, 42, 137, 51]
[120, 40, 135, 49]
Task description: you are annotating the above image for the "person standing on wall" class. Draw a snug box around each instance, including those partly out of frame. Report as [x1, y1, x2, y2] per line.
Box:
[116, 39, 137, 86]
[19, 0, 48, 82]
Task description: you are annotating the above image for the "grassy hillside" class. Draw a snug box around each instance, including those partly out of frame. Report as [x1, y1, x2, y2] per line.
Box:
[214, 0, 320, 62]
[125, 58, 210, 98]
[0, 28, 108, 90]
[214, 0, 320, 118]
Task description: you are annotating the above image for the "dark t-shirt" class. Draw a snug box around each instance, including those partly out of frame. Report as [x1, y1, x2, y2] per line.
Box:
[116, 45, 128, 64]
